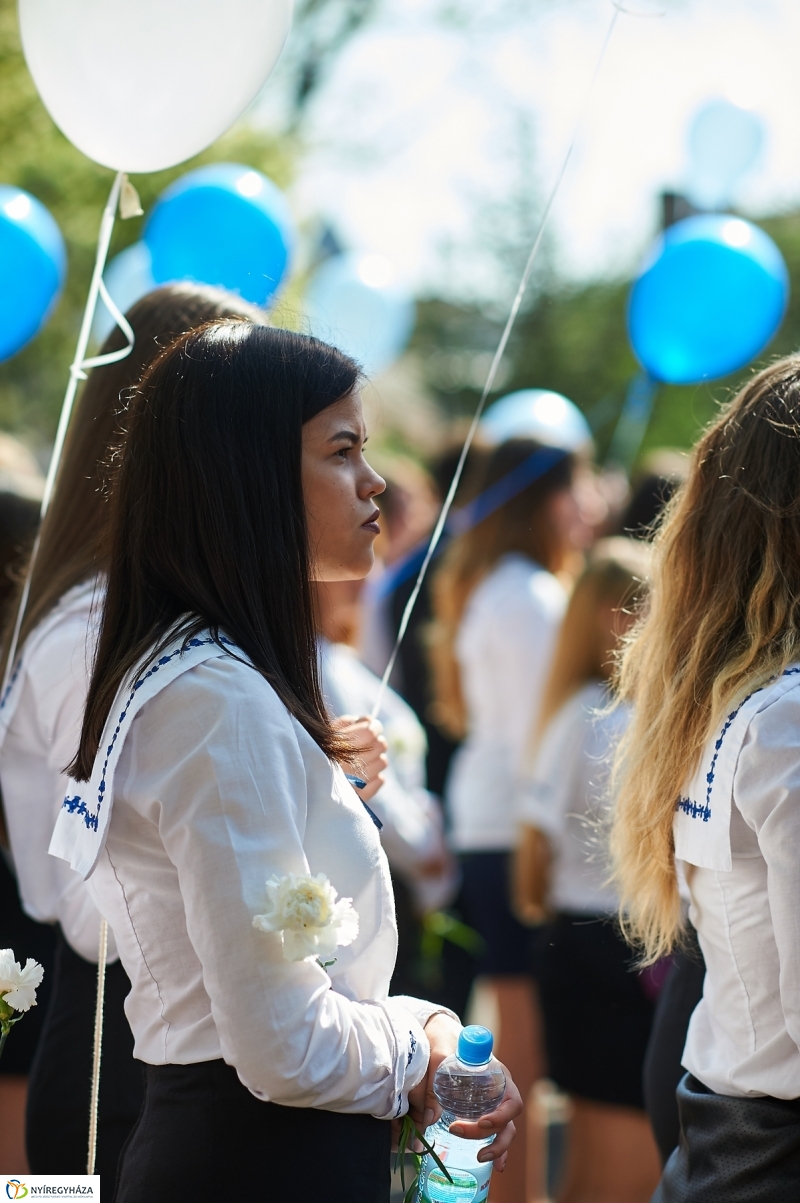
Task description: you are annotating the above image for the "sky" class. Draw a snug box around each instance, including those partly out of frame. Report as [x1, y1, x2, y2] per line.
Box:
[255, 0, 800, 303]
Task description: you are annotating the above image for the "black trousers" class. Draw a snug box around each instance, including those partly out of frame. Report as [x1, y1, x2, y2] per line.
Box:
[653, 1073, 800, 1202]
[113, 1059, 392, 1203]
[26, 930, 144, 1178]
[643, 928, 706, 1164]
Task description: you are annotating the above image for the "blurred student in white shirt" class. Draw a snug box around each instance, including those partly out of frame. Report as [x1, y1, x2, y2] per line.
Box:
[316, 579, 456, 921]
[429, 436, 593, 1202]
[0, 284, 266, 1176]
[612, 356, 800, 1200]
[515, 540, 661, 1203]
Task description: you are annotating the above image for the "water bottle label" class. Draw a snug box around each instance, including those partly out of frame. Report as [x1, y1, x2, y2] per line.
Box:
[418, 1161, 492, 1202]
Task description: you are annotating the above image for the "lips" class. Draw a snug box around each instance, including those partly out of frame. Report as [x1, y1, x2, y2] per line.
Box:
[362, 508, 381, 534]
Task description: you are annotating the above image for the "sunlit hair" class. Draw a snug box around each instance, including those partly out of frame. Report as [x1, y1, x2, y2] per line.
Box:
[531, 538, 649, 754]
[0, 283, 266, 690]
[428, 438, 574, 739]
[610, 356, 800, 962]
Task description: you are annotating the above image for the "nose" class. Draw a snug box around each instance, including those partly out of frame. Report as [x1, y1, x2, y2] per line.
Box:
[361, 466, 385, 499]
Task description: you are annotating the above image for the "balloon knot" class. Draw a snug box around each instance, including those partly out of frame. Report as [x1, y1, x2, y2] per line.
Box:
[120, 175, 143, 220]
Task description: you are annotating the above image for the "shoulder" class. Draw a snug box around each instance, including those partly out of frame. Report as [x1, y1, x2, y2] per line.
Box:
[144, 651, 299, 736]
[538, 683, 618, 763]
[466, 556, 567, 627]
[736, 668, 800, 760]
[19, 582, 100, 695]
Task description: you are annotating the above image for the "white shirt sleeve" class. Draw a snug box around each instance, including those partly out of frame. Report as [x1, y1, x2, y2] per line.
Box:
[734, 692, 800, 1056]
[3, 613, 115, 963]
[111, 661, 430, 1117]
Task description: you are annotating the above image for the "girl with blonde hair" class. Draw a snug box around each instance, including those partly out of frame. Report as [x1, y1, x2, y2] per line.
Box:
[515, 540, 661, 1203]
[611, 356, 800, 1199]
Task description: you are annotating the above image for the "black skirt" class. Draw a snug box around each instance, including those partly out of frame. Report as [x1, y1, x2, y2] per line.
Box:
[643, 928, 706, 1164]
[113, 1059, 392, 1203]
[654, 1073, 800, 1202]
[459, 851, 533, 976]
[26, 929, 144, 1177]
[538, 912, 656, 1109]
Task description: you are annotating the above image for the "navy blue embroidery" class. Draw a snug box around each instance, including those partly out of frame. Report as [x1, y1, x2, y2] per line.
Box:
[394, 1091, 403, 1118]
[62, 636, 234, 832]
[676, 797, 711, 822]
[407, 1031, 418, 1067]
[675, 666, 800, 821]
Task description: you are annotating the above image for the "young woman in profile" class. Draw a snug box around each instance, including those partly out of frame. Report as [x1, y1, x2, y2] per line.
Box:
[50, 322, 522, 1202]
[0, 284, 264, 1177]
[611, 357, 800, 1200]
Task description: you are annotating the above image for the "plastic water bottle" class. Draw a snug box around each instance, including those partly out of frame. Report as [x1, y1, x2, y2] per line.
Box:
[416, 1025, 506, 1203]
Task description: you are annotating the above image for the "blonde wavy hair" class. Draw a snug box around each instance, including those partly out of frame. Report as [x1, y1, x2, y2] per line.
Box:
[533, 538, 650, 747]
[610, 356, 800, 963]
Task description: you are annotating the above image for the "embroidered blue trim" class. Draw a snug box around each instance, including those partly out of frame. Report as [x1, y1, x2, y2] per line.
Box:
[0, 656, 22, 712]
[394, 1091, 403, 1118]
[675, 666, 800, 821]
[676, 797, 711, 822]
[407, 1031, 418, 1067]
[62, 635, 234, 832]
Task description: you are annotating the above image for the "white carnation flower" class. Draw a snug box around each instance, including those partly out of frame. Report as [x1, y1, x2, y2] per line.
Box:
[0, 949, 44, 1013]
[253, 873, 359, 963]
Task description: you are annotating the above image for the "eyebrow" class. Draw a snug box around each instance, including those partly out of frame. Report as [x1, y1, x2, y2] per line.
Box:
[328, 429, 365, 445]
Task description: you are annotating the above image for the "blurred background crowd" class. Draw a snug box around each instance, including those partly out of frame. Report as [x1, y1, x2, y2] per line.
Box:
[1, 0, 800, 1199]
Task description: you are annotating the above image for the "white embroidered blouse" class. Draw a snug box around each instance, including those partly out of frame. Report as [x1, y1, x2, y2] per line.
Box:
[674, 666, 800, 1099]
[50, 632, 448, 1118]
[0, 580, 112, 962]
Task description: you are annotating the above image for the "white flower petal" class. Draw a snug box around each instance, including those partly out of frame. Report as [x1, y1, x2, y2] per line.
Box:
[0, 955, 44, 1012]
[253, 873, 360, 963]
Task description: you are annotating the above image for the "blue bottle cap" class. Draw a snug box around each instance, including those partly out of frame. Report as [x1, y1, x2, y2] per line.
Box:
[457, 1025, 494, 1066]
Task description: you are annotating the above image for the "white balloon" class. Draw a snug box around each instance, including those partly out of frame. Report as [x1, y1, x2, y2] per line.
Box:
[480, 389, 593, 452]
[92, 241, 156, 345]
[18, 0, 293, 173]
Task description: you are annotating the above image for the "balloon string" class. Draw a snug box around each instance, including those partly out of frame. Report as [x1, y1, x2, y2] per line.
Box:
[369, 3, 624, 720]
[0, 171, 133, 704]
[87, 917, 108, 1175]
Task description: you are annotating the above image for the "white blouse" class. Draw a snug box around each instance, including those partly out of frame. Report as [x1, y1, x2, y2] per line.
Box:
[446, 553, 567, 852]
[0, 580, 112, 962]
[318, 638, 455, 913]
[674, 667, 800, 1099]
[50, 633, 450, 1118]
[518, 681, 626, 914]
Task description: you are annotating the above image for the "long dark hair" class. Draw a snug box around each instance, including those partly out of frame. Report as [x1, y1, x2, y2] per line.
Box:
[70, 321, 362, 781]
[0, 283, 266, 688]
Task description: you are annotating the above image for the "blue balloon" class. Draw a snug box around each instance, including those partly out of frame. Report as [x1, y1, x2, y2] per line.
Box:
[628, 215, 788, 385]
[0, 186, 66, 361]
[144, 163, 294, 307]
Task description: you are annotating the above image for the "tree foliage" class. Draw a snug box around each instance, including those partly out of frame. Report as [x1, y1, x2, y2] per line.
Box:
[413, 209, 800, 461]
[0, 0, 290, 444]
